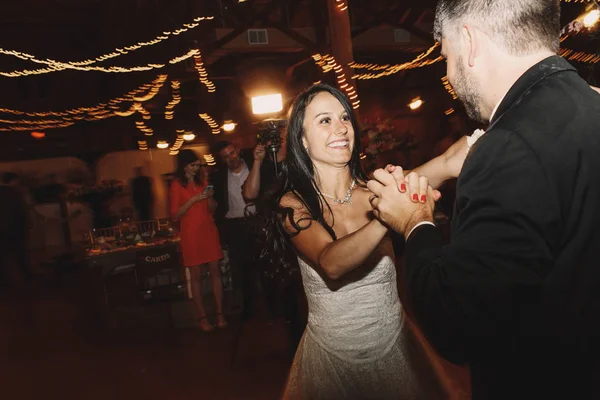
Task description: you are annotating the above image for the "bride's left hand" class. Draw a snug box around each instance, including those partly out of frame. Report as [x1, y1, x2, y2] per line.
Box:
[383, 165, 442, 203]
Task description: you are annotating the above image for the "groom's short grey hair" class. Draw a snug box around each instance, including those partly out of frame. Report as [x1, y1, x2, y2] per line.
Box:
[433, 0, 561, 56]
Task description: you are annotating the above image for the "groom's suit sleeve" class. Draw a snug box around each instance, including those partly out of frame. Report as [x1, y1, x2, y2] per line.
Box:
[404, 129, 561, 364]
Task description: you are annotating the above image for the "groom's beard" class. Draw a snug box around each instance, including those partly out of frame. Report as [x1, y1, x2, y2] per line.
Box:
[452, 59, 487, 124]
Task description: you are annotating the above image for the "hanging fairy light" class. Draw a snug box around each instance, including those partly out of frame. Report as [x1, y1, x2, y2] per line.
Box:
[335, 0, 348, 11]
[312, 54, 360, 109]
[169, 130, 185, 154]
[441, 75, 458, 100]
[0, 16, 213, 77]
[559, 48, 600, 63]
[0, 45, 196, 78]
[0, 74, 167, 131]
[349, 43, 442, 80]
[199, 113, 221, 134]
[164, 80, 181, 120]
[193, 51, 216, 92]
[204, 154, 216, 166]
[135, 120, 154, 136]
[0, 74, 166, 119]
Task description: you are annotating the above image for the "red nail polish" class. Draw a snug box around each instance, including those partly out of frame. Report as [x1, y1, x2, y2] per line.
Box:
[400, 184, 407, 192]
[412, 194, 419, 201]
[420, 195, 427, 203]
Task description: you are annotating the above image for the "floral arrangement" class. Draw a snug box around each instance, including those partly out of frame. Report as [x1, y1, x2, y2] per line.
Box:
[360, 118, 414, 158]
[67, 180, 128, 202]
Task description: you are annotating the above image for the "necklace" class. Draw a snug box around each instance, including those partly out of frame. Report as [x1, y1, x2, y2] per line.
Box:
[318, 180, 356, 205]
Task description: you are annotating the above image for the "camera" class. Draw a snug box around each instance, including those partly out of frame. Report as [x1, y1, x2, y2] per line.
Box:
[256, 118, 287, 153]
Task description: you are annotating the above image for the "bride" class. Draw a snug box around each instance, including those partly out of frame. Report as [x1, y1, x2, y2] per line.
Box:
[262, 83, 466, 399]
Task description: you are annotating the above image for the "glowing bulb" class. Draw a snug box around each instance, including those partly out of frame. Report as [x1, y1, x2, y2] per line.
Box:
[183, 133, 195, 141]
[31, 131, 45, 139]
[251, 94, 283, 115]
[157, 141, 169, 149]
[583, 9, 599, 28]
[408, 98, 424, 110]
[222, 121, 236, 132]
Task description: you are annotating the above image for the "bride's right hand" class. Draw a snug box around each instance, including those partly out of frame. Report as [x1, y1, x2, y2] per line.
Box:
[383, 166, 442, 204]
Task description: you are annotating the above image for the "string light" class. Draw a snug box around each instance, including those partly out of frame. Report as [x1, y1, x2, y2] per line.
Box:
[0, 74, 166, 118]
[193, 51, 216, 92]
[445, 108, 455, 116]
[312, 53, 360, 109]
[169, 130, 185, 154]
[157, 141, 169, 149]
[441, 75, 458, 100]
[135, 120, 154, 136]
[165, 80, 181, 120]
[0, 75, 167, 131]
[169, 49, 199, 64]
[137, 140, 148, 151]
[335, 0, 348, 11]
[560, 1, 600, 40]
[0, 38, 199, 77]
[559, 47, 600, 63]
[0, 16, 213, 77]
[350, 43, 442, 80]
[204, 154, 216, 166]
[199, 113, 221, 134]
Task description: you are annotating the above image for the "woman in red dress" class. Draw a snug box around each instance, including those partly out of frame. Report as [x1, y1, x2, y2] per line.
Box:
[170, 149, 227, 332]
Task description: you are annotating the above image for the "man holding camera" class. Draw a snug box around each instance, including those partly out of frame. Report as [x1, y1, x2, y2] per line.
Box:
[212, 141, 257, 320]
[242, 131, 286, 201]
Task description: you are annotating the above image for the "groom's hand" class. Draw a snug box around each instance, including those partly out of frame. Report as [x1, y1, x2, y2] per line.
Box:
[367, 169, 436, 236]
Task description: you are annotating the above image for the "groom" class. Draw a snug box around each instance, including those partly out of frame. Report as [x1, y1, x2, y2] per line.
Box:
[368, 1, 600, 399]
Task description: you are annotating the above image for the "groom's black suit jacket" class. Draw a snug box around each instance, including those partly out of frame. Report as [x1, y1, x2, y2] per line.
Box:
[405, 56, 600, 399]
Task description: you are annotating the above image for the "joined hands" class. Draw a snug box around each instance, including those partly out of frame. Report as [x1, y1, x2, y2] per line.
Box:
[367, 166, 439, 237]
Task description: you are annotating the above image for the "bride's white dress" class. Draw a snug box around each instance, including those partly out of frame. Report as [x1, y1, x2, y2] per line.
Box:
[283, 237, 445, 399]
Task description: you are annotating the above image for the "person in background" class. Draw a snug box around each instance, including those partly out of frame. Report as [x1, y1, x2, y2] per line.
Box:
[170, 149, 227, 332]
[211, 141, 260, 320]
[0, 172, 31, 284]
[130, 166, 153, 221]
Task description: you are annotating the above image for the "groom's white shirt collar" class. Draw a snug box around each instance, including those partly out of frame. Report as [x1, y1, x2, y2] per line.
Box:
[407, 93, 508, 239]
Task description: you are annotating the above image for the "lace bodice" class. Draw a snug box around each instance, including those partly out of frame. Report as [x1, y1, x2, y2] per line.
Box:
[298, 237, 403, 363]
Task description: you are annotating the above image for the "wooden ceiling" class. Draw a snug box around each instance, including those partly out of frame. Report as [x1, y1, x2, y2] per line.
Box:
[0, 0, 596, 162]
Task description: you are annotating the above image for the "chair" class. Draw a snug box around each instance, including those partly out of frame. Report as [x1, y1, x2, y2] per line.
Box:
[135, 244, 187, 329]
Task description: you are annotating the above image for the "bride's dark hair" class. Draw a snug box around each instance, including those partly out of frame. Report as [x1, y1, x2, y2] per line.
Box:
[257, 83, 367, 275]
